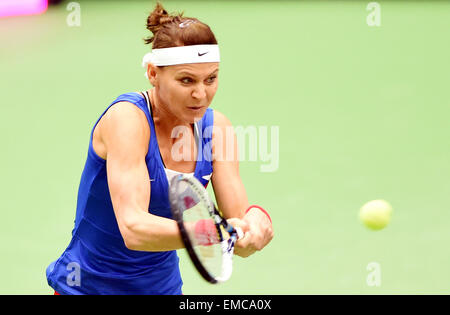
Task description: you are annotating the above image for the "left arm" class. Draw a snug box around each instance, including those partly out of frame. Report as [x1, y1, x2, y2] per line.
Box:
[210, 110, 248, 219]
[211, 110, 274, 257]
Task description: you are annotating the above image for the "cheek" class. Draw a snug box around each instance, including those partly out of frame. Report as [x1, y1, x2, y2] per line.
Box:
[160, 81, 190, 107]
[170, 85, 191, 105]
[207, 84, 218, 99]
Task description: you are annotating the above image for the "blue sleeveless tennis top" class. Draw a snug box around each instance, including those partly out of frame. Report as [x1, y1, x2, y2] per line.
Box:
[46, 92, 214, 295]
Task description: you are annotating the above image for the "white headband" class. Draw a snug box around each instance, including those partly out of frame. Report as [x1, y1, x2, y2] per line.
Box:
[142, 44, 220, 76]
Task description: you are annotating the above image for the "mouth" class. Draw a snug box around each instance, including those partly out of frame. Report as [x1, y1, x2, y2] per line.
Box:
[187, 106, 204, 111]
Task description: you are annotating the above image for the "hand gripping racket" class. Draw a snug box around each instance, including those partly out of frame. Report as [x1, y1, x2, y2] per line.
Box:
[169, 174, 244, 284]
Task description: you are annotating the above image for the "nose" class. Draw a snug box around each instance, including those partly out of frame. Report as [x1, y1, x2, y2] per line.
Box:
[191, 84, 207, 99]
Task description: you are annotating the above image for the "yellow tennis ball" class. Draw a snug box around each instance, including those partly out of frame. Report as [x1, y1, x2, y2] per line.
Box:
[359, 200, 393, 230]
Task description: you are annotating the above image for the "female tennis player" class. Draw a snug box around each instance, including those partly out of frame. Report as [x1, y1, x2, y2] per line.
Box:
[46, 2, 273, 295]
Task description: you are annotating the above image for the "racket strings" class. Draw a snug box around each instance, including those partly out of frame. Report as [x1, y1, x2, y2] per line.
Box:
[171, 174, 237, 282]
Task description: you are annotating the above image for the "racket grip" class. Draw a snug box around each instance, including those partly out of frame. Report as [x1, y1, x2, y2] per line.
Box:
[235, 226, 244, 240]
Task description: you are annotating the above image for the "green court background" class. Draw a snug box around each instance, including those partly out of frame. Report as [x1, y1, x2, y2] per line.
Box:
[0, 0, 449, 294]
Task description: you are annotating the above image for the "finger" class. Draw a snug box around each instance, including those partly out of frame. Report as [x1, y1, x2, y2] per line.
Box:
[234, 226, 244, 240]
[236, 231, 251, 247]
[227, 218, 249, 233]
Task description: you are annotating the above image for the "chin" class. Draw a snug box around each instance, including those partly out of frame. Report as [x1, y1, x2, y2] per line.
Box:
[186, 109, 207, 123]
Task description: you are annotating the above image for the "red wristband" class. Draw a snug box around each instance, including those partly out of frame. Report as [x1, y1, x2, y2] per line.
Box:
[245, 205, 272, 224]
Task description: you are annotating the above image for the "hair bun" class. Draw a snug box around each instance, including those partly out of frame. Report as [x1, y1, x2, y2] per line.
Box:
[143, 2, 217, 48]
[145, 2, 182, 44]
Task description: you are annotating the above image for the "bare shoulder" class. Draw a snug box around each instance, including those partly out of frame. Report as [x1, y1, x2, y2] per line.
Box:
[102, 102, 148, 133]
[98, 101, 150, 157]
[104, 101, 147, 123]
[212, 109, 233, 128]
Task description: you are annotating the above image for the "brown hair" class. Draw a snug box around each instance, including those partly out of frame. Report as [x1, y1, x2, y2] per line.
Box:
[144, 2, 218, 49]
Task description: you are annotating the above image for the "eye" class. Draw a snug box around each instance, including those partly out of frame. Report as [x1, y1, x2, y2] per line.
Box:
[206, 76, 217, 84]
[180, 77, 194, 84]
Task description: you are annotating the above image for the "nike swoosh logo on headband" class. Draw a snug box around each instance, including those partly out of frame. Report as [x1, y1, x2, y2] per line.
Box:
[198, 52, 209, 56]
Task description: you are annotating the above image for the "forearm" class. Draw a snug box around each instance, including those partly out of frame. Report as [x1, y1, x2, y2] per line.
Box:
[243, 205, 272, 224]
[119, 209, 185, 252]
[213, 174, 249, 219]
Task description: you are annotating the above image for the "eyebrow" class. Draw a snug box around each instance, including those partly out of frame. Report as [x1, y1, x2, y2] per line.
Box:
[176, 68, 219, 78]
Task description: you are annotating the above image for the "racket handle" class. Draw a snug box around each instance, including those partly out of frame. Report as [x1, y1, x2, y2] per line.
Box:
[235, 226, 244, 240]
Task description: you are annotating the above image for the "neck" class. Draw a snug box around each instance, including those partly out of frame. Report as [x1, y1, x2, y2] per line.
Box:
[148, 88, 191, 136]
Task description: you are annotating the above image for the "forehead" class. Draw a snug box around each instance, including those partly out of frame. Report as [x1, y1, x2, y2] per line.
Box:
[164, 63, 219, 76]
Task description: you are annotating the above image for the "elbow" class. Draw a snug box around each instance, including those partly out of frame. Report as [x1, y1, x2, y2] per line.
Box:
[123, 234, 141, 251]
[119, 218, 143, 251]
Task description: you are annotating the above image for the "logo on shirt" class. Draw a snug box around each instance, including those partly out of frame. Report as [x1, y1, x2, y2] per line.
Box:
[202, 173, 212, 181]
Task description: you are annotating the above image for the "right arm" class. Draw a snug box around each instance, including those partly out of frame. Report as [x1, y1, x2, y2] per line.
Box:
[100, 101, 183, 252]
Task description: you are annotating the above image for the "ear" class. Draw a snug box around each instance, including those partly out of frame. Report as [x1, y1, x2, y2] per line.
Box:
[147, 64, 158, 86]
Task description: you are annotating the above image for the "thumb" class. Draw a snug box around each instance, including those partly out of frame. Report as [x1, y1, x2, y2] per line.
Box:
[226, 218, 249, 233]
[237, 230, 251, 244]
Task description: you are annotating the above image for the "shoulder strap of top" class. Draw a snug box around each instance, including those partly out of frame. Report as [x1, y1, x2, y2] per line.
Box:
[141, 91, 152, 117]
[141, 91, 167, 167]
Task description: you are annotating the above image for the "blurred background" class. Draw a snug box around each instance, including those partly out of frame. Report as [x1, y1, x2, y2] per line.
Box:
[0, 0, 449, 294]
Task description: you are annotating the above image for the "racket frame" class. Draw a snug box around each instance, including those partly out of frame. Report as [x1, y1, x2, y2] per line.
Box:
[169, 174, 239, 284]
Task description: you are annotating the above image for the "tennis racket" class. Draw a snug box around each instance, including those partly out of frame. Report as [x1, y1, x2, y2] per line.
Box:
[169, 174, 244, 284]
